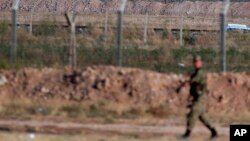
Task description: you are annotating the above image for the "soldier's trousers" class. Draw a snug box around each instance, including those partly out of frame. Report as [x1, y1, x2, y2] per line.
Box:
[186, 104, 214, 132]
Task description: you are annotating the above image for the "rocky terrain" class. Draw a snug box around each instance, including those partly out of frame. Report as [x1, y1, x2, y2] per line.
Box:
[0, 0, 250, 17]
[0, 66, 249, 115]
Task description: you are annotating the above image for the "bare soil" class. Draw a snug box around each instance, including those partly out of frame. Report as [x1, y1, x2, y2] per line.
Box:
[0, 66, 249, 116]
[0, 119, 229, 137]
[0, 65, 249, 137]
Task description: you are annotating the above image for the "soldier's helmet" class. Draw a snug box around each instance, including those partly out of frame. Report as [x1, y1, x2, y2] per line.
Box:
[193, 55, 202, 62]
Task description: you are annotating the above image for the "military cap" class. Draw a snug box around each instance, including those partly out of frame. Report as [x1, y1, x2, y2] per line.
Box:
[193, 55, 202, 61]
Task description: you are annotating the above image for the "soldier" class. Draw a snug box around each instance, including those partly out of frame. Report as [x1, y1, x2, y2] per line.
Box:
[176, 55, 218, 139]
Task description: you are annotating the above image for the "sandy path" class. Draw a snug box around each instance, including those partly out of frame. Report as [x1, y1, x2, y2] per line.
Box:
[0, 119, 229, 137]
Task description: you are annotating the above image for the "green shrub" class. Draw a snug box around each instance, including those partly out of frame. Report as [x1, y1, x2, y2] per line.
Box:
[162, 28, 169, 39]
[0, 59, 10, 69]
[59, 104, 83, 118]
[0, 39, 249, 72]
[26, 105, 52, 116]
[86, 104, 106, 117]
[0, 19, 8, 35]
[33, 19, 57, 36]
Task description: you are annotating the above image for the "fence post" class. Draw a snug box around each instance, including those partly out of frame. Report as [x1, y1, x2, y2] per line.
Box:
[11, 0, 20, 62]
[220, 0, 230, 72]
[29, 0, 42, 35]
[143, 12, 149, 45]
[65, 12, 77, 69]
[179, 14, 183, 47]
[220, 13, 226, 72]
[104, 7, 109, 45]
[116, 0, 127, 67]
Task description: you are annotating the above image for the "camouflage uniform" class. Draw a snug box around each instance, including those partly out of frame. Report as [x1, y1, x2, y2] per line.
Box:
[183, 68, 217, 138]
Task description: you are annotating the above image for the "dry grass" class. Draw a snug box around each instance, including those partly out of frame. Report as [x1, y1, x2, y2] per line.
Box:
[1, 17, 250, 50]
[0, 96, 249, 126]
[0, 131, 228, 141]
[0, 25, 249, 72]
[227, 31, 250, 49]
[210, 111, 250, 126]
[0, 97, 158, 119]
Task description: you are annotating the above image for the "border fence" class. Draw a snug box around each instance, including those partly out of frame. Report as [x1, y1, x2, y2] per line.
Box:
[0, 0, 249, 73]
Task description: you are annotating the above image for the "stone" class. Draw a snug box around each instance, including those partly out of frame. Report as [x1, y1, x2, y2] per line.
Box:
[0, 75, 7, 86]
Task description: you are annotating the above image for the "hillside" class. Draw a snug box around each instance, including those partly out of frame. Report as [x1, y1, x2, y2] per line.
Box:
[0, 0, 250, 17]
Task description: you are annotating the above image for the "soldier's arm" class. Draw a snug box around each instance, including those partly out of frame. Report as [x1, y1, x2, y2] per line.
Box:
[176, 79, 191, 93]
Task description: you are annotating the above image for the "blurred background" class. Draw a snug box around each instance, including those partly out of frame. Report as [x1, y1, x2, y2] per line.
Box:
[0, 0, 249, 72]
[0, 0, 249, 141]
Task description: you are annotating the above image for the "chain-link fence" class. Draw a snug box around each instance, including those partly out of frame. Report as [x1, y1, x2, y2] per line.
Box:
[0, 11, 250, 73]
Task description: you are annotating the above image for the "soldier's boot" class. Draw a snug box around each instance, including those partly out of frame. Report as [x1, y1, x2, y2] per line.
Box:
[181, 129, 191, 139]
[210, 128, 218, 139]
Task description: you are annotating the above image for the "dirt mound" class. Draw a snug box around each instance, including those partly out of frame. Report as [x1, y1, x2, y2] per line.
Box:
[0, 66, 249, 115]
[1, 0, 250, 17]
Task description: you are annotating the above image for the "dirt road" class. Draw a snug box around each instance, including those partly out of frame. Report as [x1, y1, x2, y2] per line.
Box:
[0, 119, 229, 137]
